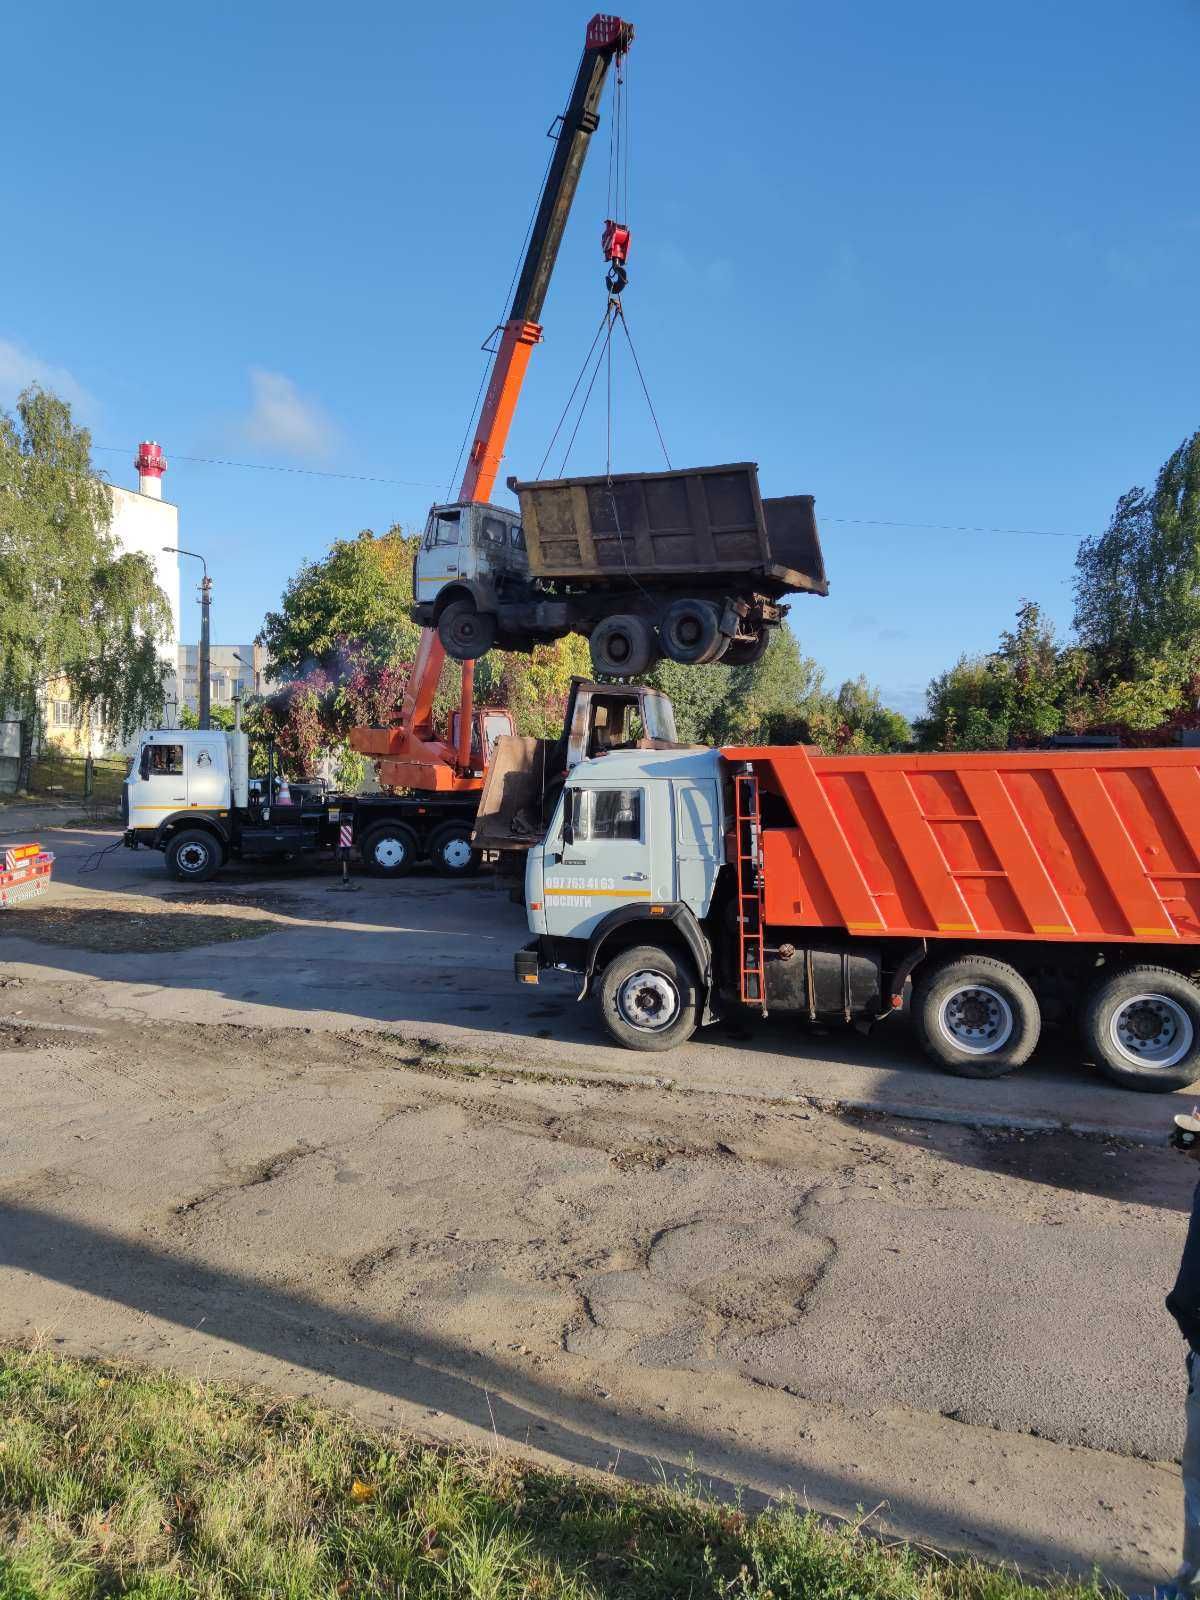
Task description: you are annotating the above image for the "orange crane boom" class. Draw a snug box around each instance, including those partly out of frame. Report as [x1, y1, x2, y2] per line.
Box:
[351, 14, 634, 793]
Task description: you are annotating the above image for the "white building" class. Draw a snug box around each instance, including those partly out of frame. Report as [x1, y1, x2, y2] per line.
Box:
[41, 442, 182, 757]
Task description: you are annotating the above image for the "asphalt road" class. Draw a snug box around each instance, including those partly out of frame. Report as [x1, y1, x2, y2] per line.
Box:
[0, 811, 1192, 1588]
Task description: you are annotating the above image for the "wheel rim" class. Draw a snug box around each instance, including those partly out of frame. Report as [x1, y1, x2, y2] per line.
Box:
[177, 842, 211, 874]
[607, 633, 631, 665]
[441, 836, 473, 870]
[448, 614, 482, 650]
[373, 836, 408, 869]
[677, 615, 702, 647]
[1109, 993, 1194, 1069]
[617, 969, 680, 1032]
[937, 983, 1014, 1055]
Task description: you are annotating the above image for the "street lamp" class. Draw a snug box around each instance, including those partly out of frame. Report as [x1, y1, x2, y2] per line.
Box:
[164, 547, 211, 730]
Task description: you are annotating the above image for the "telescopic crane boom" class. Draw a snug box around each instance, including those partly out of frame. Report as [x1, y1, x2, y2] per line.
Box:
[351, 14, 633, 792]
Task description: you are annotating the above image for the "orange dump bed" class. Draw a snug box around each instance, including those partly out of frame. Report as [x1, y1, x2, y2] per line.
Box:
[722, 745, 1200, 945]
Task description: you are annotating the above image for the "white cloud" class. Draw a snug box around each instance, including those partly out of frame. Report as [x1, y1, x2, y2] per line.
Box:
[238, 367, 336, 460]
[0, 338, 97, 415]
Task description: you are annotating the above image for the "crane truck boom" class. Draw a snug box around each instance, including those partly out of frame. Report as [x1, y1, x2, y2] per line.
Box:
[350, 14, 634, 795]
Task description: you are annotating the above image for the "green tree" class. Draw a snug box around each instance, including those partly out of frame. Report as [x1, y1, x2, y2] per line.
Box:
[258, 527, 422, 679]
[918, 600, 1067, 749]
[0, 386, 173, 785]
[1074, 430, 1200, 673]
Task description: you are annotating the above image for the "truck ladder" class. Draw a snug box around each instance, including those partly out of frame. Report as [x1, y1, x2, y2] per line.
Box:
[734, 766, 768, 1012]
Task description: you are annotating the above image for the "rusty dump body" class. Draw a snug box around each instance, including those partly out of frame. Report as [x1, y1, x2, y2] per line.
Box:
[509, 462, 828, 596]
[725, 743, 1200, 946]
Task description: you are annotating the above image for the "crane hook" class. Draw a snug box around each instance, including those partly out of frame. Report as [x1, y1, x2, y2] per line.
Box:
[602, 218, 631, 296]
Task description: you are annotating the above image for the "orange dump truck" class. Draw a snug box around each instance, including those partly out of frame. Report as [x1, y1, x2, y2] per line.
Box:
[516, 742, 1200, 1091]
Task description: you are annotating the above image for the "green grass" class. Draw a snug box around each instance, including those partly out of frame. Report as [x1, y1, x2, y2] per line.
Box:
[0, 1346, 1110, 1600]
[22, 753, 126, 804]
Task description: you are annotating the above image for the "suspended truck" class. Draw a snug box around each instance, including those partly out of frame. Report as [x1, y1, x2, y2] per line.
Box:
[415, 462, 828, 676]
[515, 741, 1200, 1092]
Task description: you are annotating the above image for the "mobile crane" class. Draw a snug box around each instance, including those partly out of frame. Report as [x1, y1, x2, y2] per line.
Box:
[348, 14, 638, 805]
[122, 16, 662, 885]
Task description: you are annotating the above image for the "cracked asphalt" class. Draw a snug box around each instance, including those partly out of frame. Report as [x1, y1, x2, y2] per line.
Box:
[0, 816, 1195, 1588]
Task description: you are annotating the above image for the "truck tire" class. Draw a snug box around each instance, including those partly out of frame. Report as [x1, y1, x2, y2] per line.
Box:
[724, 629, 769, 667]
[438, 599, 496, 661]
[1081, 966, 1200, 1092]
[589, 614, 656, 677]
[596, 943, 699, 1052]
[429, 822, 480, 877]
[361, 822, 419, 878]
[659, 598, 728, 665]
[165, 829, 222, 883]
[912, 955, 1040, 1077]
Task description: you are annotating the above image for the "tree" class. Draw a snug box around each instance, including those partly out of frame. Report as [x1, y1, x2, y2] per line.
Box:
[258, 527, 422, 679]
[918, 600, 1070, 749]
[0, 386, 173, 785]
[1074, 430, 1200, 672]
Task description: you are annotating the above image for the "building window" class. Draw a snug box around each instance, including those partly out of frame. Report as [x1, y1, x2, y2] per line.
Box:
[52, 700, 72, 727]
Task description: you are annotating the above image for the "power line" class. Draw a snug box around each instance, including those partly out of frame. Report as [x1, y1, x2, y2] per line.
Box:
[91, 445, 441, 491]
[822, 515, 1082, 540]
[91, 444, 1089, 539]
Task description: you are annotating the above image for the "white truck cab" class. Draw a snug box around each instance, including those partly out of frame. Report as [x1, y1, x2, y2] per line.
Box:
[526, 746, 725, 941]
[412, 500, 527, 658]
[124, 728, 251, 879]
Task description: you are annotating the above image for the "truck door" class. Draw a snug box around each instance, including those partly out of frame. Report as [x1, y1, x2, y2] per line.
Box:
[414, 508, 466, 607]
[130, 738, 187, 825]
[542, 779, 674, 940]
[672, 779, 720, 917]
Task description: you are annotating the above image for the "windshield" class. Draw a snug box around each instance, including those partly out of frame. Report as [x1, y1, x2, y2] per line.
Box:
[641, 693, 677, 743]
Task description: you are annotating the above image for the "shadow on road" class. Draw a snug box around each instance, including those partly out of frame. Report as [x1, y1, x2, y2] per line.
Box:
[0, 1199, 1142, 1582]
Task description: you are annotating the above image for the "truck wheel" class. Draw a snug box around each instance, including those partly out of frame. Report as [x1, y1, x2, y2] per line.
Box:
[724, 629, 769, 667]
[1082, 966, 1200, 1092]
[361, 823, 418, 878]
[438, 599, 496, 661]
[912, 955, 1040, 1077]
[589, 615, 656, 677]
[659, 598, 728, 665]
[166, 829, 222, 883]
[597, 943, 699, 1052]
[429, 823, 480, 877]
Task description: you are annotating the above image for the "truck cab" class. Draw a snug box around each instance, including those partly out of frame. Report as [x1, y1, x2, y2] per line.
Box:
[124, 727, 250, 880]
[412, 501, 528, 657]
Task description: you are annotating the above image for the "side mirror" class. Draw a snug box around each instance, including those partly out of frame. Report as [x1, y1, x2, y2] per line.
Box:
[562, 790, 576, 846]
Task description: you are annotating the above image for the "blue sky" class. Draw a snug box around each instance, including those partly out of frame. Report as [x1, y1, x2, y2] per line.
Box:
[3, 0, 1197, 717]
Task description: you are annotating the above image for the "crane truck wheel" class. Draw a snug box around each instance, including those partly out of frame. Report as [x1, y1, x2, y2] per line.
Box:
[589, 615, 656, 677]
[361, 822, 419, 878]
[912, 955, 1040, 1077]
[1081, 966, 1200, 1092]
[165, 829, 222, 883]
[438, 598, 497, 661]
[596, 943, 699, 1052]
[429, 823, 480, 877]
[660, 599, 728, 666]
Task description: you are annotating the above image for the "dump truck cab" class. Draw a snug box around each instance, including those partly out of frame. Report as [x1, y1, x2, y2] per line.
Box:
[526, 747, 724, 942]
[412, 501, 528, 654]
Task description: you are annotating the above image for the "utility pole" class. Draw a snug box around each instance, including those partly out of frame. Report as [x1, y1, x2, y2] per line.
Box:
[164, 547, 211, 729]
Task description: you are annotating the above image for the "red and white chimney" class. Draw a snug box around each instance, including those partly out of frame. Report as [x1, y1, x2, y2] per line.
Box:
[134, 440, 167, 499]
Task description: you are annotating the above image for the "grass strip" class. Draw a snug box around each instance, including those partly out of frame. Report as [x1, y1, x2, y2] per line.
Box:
[0, 1345, 1109, 1600]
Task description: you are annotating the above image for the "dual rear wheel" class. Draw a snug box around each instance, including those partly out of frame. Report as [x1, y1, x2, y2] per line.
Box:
[913, 954, 1200, 1092]
[360, 821, 480, 879]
